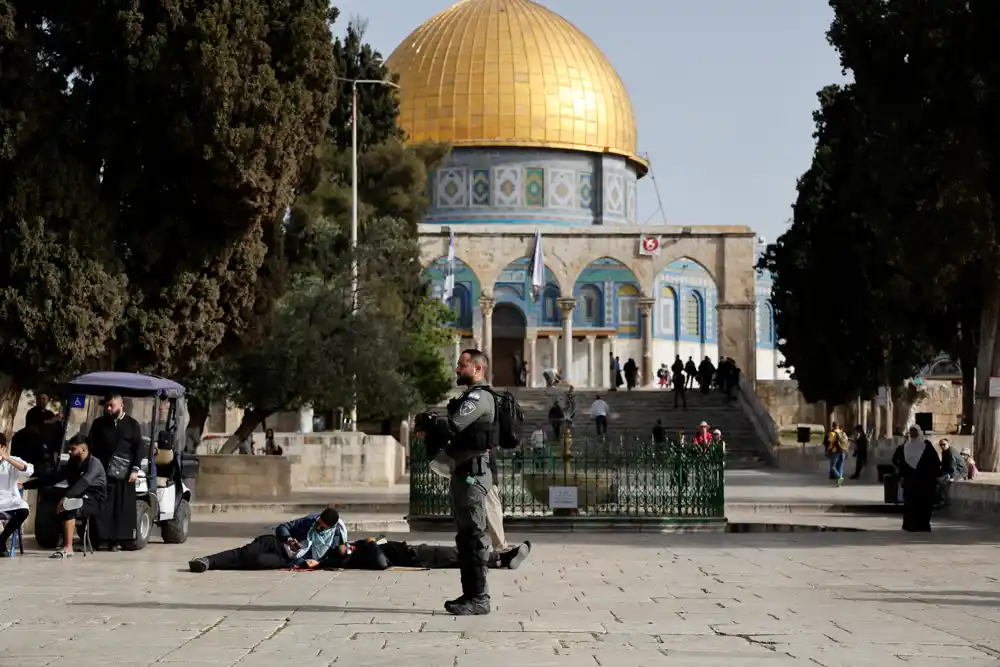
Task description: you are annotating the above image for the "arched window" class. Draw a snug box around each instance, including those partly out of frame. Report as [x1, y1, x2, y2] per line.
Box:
[577, 284, 603, 326]
[448, 284, 472, 328]
[541, 284, 560, 325]
[760, 303, 774, 345]
[618, 283, 640, 326]
[660, 286, 677, 337]
[684, 292, 702, 338]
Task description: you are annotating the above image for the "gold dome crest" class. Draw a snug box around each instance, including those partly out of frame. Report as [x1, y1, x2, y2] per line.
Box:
[387, 0, 646, 173]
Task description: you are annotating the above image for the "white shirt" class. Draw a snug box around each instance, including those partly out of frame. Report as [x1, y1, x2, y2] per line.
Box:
[590, 399, 609, 418]
[0, 457, 34, 513]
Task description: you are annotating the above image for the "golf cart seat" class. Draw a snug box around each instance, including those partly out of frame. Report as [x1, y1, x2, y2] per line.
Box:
[154, 447, 175, 488]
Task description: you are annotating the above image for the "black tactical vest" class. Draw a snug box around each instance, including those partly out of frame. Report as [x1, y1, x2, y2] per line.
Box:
[448, 386, 496, 458]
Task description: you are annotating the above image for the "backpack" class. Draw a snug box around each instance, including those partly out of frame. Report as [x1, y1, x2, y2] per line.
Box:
[482, 387, 524, 449]
[836, 430, 849, 453]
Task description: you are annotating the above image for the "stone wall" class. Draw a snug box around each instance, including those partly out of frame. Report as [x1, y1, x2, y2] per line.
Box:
[200, 432, 407, 490]
[945, 473, 1000, 525]
[197, 455, 291, 500]
[756, 379, 965, 435]
[276, 433, 406, 489]
[754, 380, 826, 428]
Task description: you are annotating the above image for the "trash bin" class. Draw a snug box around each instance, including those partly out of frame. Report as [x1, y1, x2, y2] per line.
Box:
[883, 474, 904, 505]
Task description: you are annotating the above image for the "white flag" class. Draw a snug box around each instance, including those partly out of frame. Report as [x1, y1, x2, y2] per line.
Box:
[528, 229, 545, 302]
[639, 235, 662, 256]
[442, 230, 456, 304]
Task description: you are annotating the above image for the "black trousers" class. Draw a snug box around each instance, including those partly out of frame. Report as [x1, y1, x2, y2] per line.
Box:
[595, 416, 608, 436]
[206, 534, 292, 570]
[673, 388, 687, 408]
[0, 507, 29, 547]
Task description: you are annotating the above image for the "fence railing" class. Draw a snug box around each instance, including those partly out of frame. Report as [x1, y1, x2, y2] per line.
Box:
[409, 433, 725, 522]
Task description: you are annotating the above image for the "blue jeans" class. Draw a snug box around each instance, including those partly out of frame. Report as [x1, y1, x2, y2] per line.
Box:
[829, 452, 846, 479]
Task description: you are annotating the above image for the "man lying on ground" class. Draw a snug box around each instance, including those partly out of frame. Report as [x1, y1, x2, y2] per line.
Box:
[189, 508, 347, 573]
[337, 536, 532, 571]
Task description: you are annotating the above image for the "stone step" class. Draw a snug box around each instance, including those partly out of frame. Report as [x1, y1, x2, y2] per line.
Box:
[430, 384, 773, 468]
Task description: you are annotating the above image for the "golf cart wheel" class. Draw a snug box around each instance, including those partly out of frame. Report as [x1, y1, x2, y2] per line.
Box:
[160, 498, 190, 544]
[122, 500, 153, 551]
[33, 496, 61, 550]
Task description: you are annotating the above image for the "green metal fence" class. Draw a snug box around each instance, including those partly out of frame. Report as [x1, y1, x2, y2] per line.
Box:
[409, 433, 725, 525]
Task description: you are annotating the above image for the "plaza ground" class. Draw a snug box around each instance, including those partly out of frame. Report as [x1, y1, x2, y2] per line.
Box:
[4, 472, 1000, 666]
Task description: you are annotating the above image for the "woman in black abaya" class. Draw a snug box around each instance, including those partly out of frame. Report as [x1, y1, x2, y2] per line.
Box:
[89, 395, 143, 550]
[892, 425, 942, 532]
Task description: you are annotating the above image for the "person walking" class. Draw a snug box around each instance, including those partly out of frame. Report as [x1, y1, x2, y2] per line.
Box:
[849, 425, 869, 480]
[589, 395, 610, 439]
[826, 421, 848, 487]
[429, 349, 496, 616]
[892, 425, 942, 532]
[671, 369, 687, 410]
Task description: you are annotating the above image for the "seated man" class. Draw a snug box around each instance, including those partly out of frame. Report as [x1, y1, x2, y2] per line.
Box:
[22, 436, 106, 559]
[342, 537, 532, 571]
[189, 508, 347, 573]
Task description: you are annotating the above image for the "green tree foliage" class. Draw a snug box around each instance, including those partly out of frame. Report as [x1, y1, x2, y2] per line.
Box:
[212, 21, 452, 449]
[825, 0, 999, 466]
[0, 0, 336, 433]
[759, 84, 934, 408]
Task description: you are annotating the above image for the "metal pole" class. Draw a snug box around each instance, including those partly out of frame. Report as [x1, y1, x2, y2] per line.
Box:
[349, 82, 359, 432]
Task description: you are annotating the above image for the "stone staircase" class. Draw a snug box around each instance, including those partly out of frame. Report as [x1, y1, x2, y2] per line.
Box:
[429, 386, 772, 468]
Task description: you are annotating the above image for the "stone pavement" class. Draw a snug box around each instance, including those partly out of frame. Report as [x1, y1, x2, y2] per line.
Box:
[4, 522, 1000, 666]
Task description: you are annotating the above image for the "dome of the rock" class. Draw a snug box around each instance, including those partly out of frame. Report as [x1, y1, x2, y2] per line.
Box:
[386, 0, 646, 173]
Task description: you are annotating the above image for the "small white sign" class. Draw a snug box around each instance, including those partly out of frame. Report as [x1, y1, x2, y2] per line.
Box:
[548, 486, 579, 509]
[990, 377, 1000, 398]
[875, 387, 889, 406]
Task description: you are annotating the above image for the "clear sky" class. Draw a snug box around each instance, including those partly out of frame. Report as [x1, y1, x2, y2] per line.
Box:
[332, 0, 848, 243]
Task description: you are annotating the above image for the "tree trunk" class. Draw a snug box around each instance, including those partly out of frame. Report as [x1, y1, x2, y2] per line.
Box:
[219, 408, 273, 454]
[960, 351, 976, 435]
[974, 277, 1000, 472]
[0, 373, 23, 440]
[187, 397, 210, 439]
[185, 397, 210, 453]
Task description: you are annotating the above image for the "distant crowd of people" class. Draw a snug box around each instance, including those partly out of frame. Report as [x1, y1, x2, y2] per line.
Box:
[656, 355, 742, 405]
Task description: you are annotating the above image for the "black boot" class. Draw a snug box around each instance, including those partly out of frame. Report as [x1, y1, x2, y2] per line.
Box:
[448, 596, 491, 615]
[499, 541, 532, 570]
[444, 559, 474, 612]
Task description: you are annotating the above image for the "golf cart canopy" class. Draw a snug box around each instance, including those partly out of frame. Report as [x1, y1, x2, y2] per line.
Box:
[63, 372, 186, 399]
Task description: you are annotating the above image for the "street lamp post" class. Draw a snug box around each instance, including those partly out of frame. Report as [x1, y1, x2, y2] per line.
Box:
[337, 76, 399, 432]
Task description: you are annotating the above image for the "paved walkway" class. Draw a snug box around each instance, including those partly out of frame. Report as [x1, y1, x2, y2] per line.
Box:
[4, 523, 1000, 666]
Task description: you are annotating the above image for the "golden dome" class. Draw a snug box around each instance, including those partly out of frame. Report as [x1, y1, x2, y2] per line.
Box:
[387, 0, 646, 173]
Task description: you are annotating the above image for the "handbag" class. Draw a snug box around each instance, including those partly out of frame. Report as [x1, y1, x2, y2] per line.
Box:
[107, 454, 131, 481]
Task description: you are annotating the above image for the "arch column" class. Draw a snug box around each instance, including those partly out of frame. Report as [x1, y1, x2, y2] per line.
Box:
[605, 335, 617, 389]
[586, 335, 597, 388]
[452, 333, 461, 368]
[479, 296, 495, 383]
[557, 298, 576, 384]
[527, 333, 538, 388]
[639, 298, 656, 387]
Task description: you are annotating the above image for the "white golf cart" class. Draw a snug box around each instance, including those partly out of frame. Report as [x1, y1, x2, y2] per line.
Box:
[33, 372, 194, 550]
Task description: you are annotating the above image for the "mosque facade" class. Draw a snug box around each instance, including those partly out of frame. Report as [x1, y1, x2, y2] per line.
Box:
[387, 0, 789, 388]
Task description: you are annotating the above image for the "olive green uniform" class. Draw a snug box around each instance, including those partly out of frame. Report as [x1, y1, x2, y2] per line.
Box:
[443, 380, 496, 602]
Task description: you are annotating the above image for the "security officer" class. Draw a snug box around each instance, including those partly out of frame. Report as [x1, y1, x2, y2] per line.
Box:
[429, 348, 496, 616]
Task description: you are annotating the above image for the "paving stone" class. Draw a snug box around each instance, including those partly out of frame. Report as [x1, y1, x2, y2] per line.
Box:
[2, 524, 1000, 666]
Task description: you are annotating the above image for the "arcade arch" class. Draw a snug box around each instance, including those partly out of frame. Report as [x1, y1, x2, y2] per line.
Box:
[418, 228, 759, 385]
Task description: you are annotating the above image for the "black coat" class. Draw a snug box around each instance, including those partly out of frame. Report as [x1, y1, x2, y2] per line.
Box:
[88, 414, 144, 471]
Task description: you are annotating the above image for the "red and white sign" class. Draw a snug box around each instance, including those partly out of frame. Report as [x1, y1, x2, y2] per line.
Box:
[639, 235, 661, 256]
